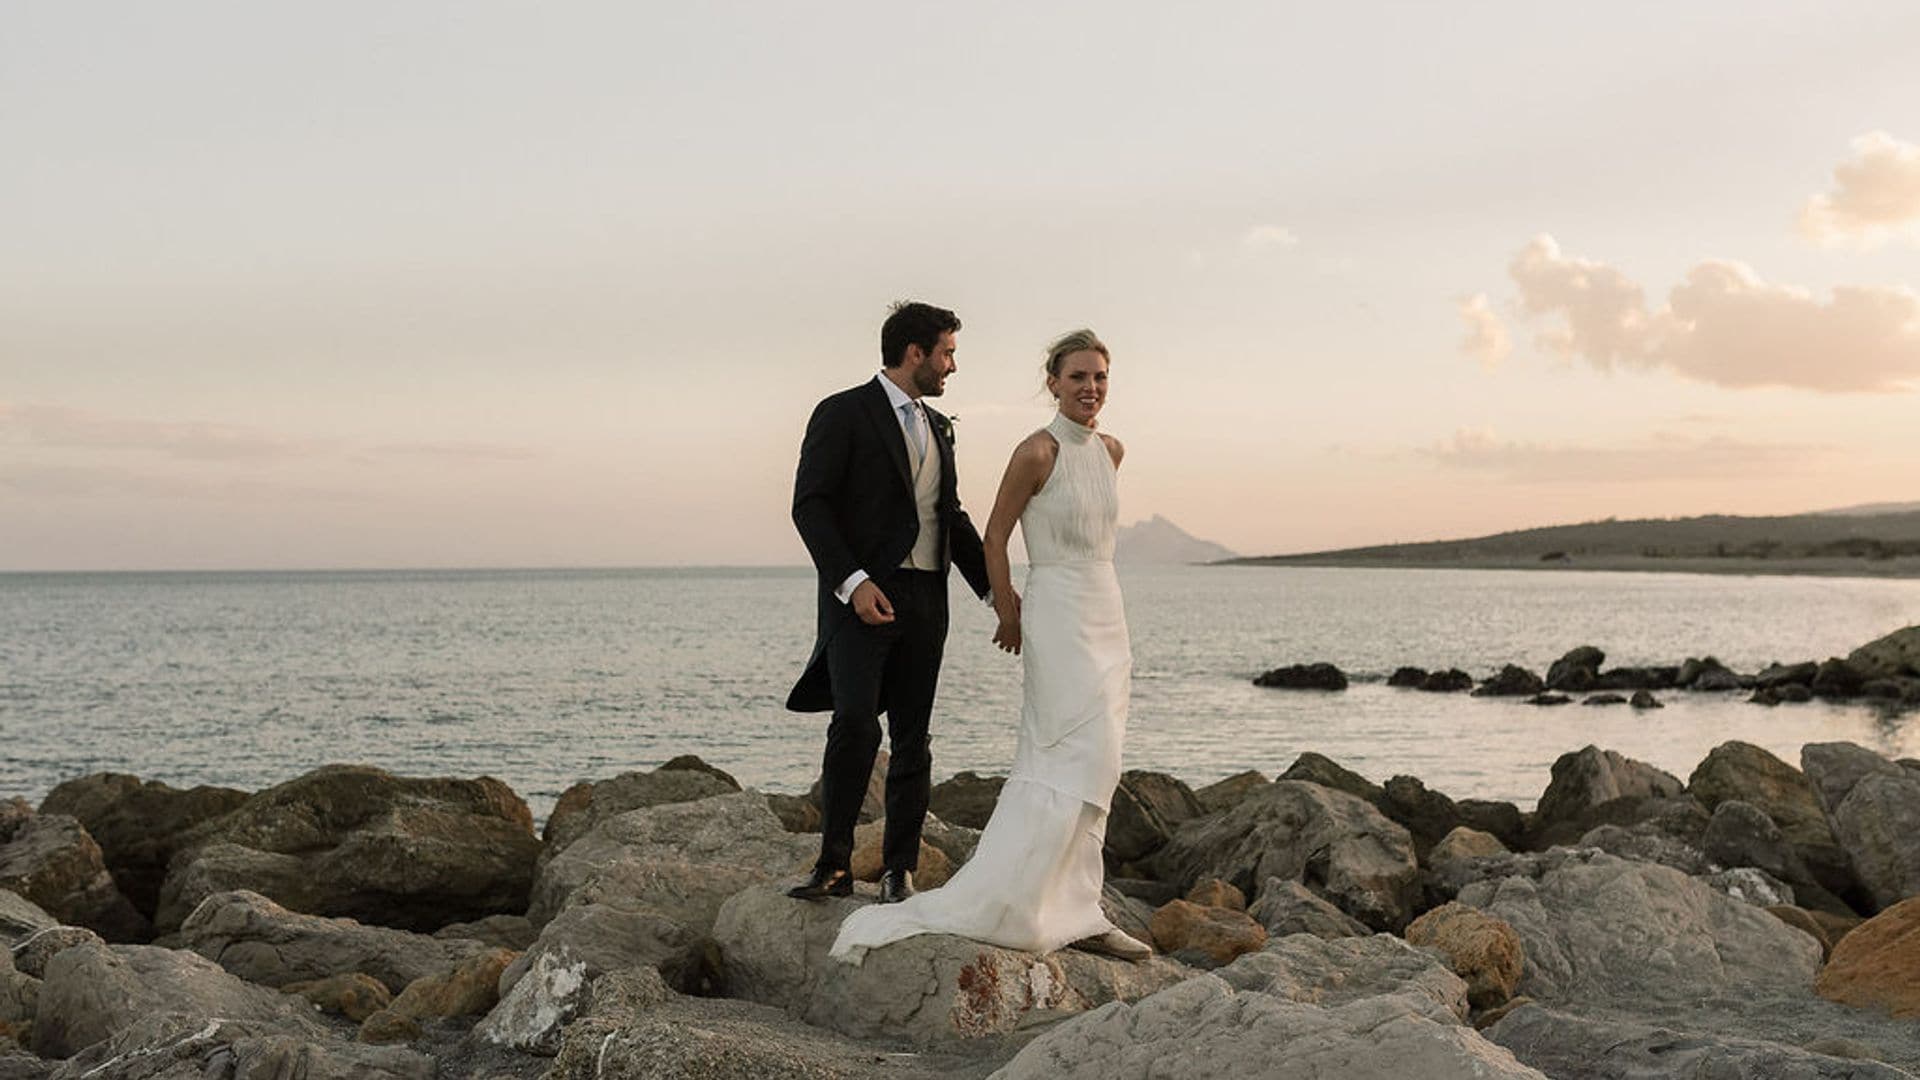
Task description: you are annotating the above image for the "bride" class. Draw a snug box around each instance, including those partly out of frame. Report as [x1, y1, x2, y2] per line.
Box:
[830, 329, 1151, 963]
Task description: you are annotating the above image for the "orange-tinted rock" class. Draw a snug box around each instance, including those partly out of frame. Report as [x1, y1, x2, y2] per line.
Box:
[1815, 894, 1920, 1018]
[1148, 899, 1266, 965]
[1404, 901, 1525, 1009]
[282, 972, 391, 1022]
[1184, 879, 1247, 912]
[848, 820, 953, 888]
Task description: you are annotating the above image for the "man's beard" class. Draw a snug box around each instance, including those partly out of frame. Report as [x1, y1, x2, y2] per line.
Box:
[914, 366, 945, 397]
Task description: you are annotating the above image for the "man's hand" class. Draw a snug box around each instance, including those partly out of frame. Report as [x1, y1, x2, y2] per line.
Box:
[851, 580, 895, 625]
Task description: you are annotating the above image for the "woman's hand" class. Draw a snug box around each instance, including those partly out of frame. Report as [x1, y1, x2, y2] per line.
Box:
[992, 611, 1022, 655]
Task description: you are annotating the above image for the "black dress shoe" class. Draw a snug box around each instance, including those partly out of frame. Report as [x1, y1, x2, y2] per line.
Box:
[785, 867, 852, 901]
[879, 869, 915, 904]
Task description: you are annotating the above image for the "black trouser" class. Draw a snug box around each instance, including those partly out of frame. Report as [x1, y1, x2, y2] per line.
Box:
[816, 568, 948, 874]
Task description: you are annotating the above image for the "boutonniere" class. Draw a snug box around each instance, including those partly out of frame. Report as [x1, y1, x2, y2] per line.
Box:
[932, 412, 957, 445]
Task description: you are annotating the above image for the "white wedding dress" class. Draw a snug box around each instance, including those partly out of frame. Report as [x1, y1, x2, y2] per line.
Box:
[831, 412, 1130, 962]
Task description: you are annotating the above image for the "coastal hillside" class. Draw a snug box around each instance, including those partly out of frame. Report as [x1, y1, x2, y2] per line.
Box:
[1226, 509, 1920, 576]
[1115, 514, 1238, 564]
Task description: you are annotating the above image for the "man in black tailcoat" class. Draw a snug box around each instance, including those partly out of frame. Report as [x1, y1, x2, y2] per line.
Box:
[786, 301, 991, 903]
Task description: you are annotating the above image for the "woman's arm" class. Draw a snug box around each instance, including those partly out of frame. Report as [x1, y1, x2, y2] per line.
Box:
[983, 432, 1055, 655]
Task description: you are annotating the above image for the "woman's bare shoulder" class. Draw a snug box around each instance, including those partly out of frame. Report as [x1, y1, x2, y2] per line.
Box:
[1099, 431, 1125, 467]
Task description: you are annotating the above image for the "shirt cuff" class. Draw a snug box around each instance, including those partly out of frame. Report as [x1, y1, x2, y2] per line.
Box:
[835, 569, 869, 605]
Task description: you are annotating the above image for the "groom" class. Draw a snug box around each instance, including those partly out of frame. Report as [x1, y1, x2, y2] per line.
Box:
[786, 301, 991, 904]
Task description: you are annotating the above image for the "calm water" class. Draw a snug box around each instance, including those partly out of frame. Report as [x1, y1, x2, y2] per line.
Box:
[4, 565, 1920, 822]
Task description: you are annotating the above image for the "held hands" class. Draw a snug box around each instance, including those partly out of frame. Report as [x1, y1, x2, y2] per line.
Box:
[851, 580, 895, 625]
[991, 591, 1023, 655]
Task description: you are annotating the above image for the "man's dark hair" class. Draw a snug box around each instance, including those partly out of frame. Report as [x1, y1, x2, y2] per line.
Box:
[880, 301, 961, 368]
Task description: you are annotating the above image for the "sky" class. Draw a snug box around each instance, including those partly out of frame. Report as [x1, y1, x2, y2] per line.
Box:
[5, 1, 1920, 570]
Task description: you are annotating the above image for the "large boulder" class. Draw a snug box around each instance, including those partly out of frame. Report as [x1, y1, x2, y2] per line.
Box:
[1376, 775, 1464, 856]
[176, 889, 491, 993]
[1245, 878, 1371, 940]
[1148, 900, 1266, 966]
[1701, 800, 1846, 913]
[1816, 895, 1920, 1019]
[1148, 781, 1418, 931]
[0, 814, 146, 943]
[528, 791, 814, 932]
[711, 883, 1188, 1047]
[499, 901, 717, 1001]
[31, 941, 325, 1058]
[1106, 770, 1204, 866]
[993, 936, 1546, 1080]
[1802, 742, 1920, 911]
[1194, 770, 1269, 815]
[155, 765, 540, 934]
[1848, 625, 1920, 679]
[1455, 852, 1820, 1006]
[37, 773, 249, 920]
[45, 1013, 432, 1080]
[1545, 646, 1605, 691]
[1528, 746, 1685, 848]
[540, 765, 740, 868]
[1689, 740, 1856, 905]
[1488, 1004, 1915, 1080]
[356, 947, 515, 1044]
[927, 771, 1004, 829]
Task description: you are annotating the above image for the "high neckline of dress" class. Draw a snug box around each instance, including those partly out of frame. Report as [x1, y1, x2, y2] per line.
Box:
[1048, 411, 1098, 445]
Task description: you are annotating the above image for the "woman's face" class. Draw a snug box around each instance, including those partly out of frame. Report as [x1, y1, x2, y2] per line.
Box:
[1049, 349, 1110, 426]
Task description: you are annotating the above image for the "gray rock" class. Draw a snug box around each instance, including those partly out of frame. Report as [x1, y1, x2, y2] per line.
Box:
[920, 814, 981, 868]
[1847, 625, 1920, 679]
[1802, 741, 1920, 911]
[1489, 1004, 1916, 1080]
[545, 990, 1002, 1080]
[1105, 770, 1204, 865]
[1471, 665, 1546, 697]
[1377, 775, 1463, 856]
[711, 883, 1187, 1047]
[0, 890, 57, 944]
[1456, 800, 1526, 850]
[992, 967, 1545, 1080]
[1217, 932, 1468, 1018]
[0, 815, 147, 942]
[1100, 884, 1156, 945]
[45, 1013, 432, 1080]
[1277, 752, 1382, 803]
[32, 941, 325, 1058]
[1701, 867, 1796, 908]
[177, 889, 492, 993]
[528, 791, 815, 932]
[497, 901, 715, 1003]
[541, 766, 740, 867]
[1455, 853, 1820, 1006]
[1252, 662, 1348, 690]
[433, 913, 536, 951]
[1703, 800, 1817, 890]
[10, 927, 103, 980]
[1148, 780, 1418, 931]
[1574, 823, 1712, 875]
[154, 843, 313, 934]
[1194, 770, 1268, 815]
[1547, 646, 1606, 691]
[1689, 741, 1847, 891]
[475, 947, 592, 1056]
[1245, 878, 1371, 940]
[155, 765, 540, 934]
[928, 771, 1004, 830]
[0, 949, 36, 1027]
[1529, 746, 1685, 847]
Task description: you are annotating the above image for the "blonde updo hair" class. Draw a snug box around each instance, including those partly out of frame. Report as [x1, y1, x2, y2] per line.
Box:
[1043, 328, 1110, 387]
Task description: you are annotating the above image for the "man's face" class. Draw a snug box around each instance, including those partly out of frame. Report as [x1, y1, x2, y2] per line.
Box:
[907, 331, 957, 398]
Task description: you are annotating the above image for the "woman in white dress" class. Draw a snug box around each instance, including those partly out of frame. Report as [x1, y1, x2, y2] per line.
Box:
[830, 329, 1151, 964]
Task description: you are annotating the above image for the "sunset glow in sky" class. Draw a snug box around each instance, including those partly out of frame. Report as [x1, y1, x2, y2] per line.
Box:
[6, 2, 1920, 569]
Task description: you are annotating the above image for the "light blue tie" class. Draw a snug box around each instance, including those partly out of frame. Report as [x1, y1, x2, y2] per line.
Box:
[900, 402, 926, 462]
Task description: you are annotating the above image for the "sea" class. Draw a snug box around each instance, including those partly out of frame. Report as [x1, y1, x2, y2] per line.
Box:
[5, 565, 1920, 824]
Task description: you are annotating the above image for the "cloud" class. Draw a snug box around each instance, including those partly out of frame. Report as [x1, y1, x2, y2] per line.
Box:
[1800, 131, 1920, 248]
[1422, 427, 1829, 484]
[1242, 225, 1299, 250]
[0, 402, 325, 460]
[1456, 293, 1512, 371]
[361, 442, 539, 462]
[1505, 234, 1920, 392]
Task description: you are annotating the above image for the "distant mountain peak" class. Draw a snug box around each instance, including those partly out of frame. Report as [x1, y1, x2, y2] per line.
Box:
[1114, 515, 1238, 564]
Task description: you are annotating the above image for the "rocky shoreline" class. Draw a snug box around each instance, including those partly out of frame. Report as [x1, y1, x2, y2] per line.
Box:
[1254, 624, 1920, 709]
[1, 631, 1917, 1078]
